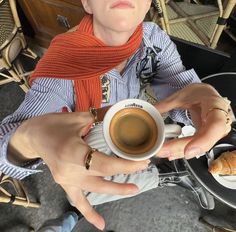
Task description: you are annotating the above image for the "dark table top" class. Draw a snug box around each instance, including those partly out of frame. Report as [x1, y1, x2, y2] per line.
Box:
[184, 121, 236, 209]
[185, 152, 236, 209]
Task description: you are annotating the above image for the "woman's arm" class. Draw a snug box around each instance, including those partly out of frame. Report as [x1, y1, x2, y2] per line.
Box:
[0, 78, 75, 178]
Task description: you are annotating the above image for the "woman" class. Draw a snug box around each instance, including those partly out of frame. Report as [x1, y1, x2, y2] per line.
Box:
[0, 0, 231, 230]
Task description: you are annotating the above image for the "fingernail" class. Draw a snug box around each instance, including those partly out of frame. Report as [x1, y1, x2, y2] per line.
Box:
[185, 147, 202, 159]
[61, 106, 69, 112]
[128, 186, 139, 194]
[95, 216, 105, 231]
[97, 222, 105, 231]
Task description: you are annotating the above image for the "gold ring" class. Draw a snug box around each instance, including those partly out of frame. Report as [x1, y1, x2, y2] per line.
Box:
[89, 107, 98, 123]
[206, 107, 231, 124]
[206, 107, 229, 117]
[84, 148, 98, 170]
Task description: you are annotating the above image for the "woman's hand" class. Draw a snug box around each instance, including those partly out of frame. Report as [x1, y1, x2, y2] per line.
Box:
[155, 83, 232, 160]
[9, 112, 149, 230]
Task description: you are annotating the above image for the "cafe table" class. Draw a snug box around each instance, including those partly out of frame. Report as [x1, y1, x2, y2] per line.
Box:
[185, 72, 236, 209]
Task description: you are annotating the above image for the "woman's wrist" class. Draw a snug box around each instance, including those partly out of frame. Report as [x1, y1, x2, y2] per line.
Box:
[8, 121, 40, 163]
[7, 145, 38, 165]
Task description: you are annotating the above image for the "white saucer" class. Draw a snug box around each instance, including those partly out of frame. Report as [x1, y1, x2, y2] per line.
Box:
[207, 143, 236, 190]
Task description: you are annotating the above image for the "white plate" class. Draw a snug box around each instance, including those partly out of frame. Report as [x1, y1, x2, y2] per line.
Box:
[207, 143, 236, 190]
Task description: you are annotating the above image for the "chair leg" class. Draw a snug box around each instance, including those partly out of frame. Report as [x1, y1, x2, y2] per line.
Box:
[0, 57, 30, 92]
[13, 59, 32, 84]
[210, 0, 236, 48]
[158, 0, 171, 33]
[8, 68, 29, 92]
[22, 47, 38, 60]
[151, 0, 168, 32]
[0, 175, 40, 208]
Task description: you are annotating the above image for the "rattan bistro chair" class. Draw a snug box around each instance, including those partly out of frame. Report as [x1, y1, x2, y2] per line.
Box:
[150, 0, 236, 48]
[0, 172, 40, 208]
[0, 0, 38, 92]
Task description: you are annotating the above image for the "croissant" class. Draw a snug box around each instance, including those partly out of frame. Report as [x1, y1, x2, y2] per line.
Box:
[208, 150, 236, 175]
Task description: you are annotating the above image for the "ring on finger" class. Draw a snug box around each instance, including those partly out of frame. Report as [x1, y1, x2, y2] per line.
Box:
[206, 107, 229, 117]
[206, 107, 231, 124]
[84, 147, 98, 170]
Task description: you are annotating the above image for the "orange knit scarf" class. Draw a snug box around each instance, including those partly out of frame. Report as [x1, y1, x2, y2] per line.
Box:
[30, 15, 143, 111]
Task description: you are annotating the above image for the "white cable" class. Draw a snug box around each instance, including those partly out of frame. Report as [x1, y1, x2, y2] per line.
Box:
[201, 72, 236, 82]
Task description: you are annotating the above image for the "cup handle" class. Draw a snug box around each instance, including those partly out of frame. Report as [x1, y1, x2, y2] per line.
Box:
[164, 124, 182, 139]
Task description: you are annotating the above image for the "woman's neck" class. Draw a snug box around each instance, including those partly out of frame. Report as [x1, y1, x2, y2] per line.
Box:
[93, 22, 136, 46]
[92, 20, 135, 73]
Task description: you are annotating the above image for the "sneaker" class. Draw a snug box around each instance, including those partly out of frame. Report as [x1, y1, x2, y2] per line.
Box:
[156, 158, 215, 209]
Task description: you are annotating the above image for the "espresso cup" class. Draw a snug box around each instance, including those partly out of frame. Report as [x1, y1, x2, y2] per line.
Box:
[103, 99, 181, 161]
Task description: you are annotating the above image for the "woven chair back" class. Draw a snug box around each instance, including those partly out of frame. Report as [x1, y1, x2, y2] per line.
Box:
[0, 0, 15, 49]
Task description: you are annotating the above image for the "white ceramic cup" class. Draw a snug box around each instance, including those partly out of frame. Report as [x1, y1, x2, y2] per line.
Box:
[84, 99, 182, 161]
[101, 99, 181, 161]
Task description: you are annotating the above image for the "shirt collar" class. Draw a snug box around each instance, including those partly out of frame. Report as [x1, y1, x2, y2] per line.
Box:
[140, 32, 162, 59]
[106, 29, 162, 77]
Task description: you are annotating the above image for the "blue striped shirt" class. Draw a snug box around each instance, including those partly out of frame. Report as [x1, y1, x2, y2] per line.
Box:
[0, 22, 201, 179]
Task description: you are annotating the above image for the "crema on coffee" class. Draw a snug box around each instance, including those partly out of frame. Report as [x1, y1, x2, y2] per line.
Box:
[109, 108, 158, 155]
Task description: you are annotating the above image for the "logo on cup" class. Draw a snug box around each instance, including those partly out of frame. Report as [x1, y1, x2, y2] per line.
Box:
[124, 103, 143, 109]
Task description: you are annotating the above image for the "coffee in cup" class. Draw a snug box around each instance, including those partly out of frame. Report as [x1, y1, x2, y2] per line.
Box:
[109, 107, 158, 155]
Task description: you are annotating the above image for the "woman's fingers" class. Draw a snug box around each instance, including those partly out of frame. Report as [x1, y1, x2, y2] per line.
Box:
[78, 176, 139, 195]
[155, 91, 182, 115]
[154, 83, 232, 160]
[72, 112, 95, 136]
[157, 110, 231, 160]
[54, 141, 149, 177]
[62, 185, 105, 231]
[88, 151, 150, 176]
[184, 113, 232, 159]
[157, 136, 191, 160]
[154, 83, 220, 115]
[56, 150, 149, 179]
[56, 171, 140, 195]
[64, 143, 149, 176]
